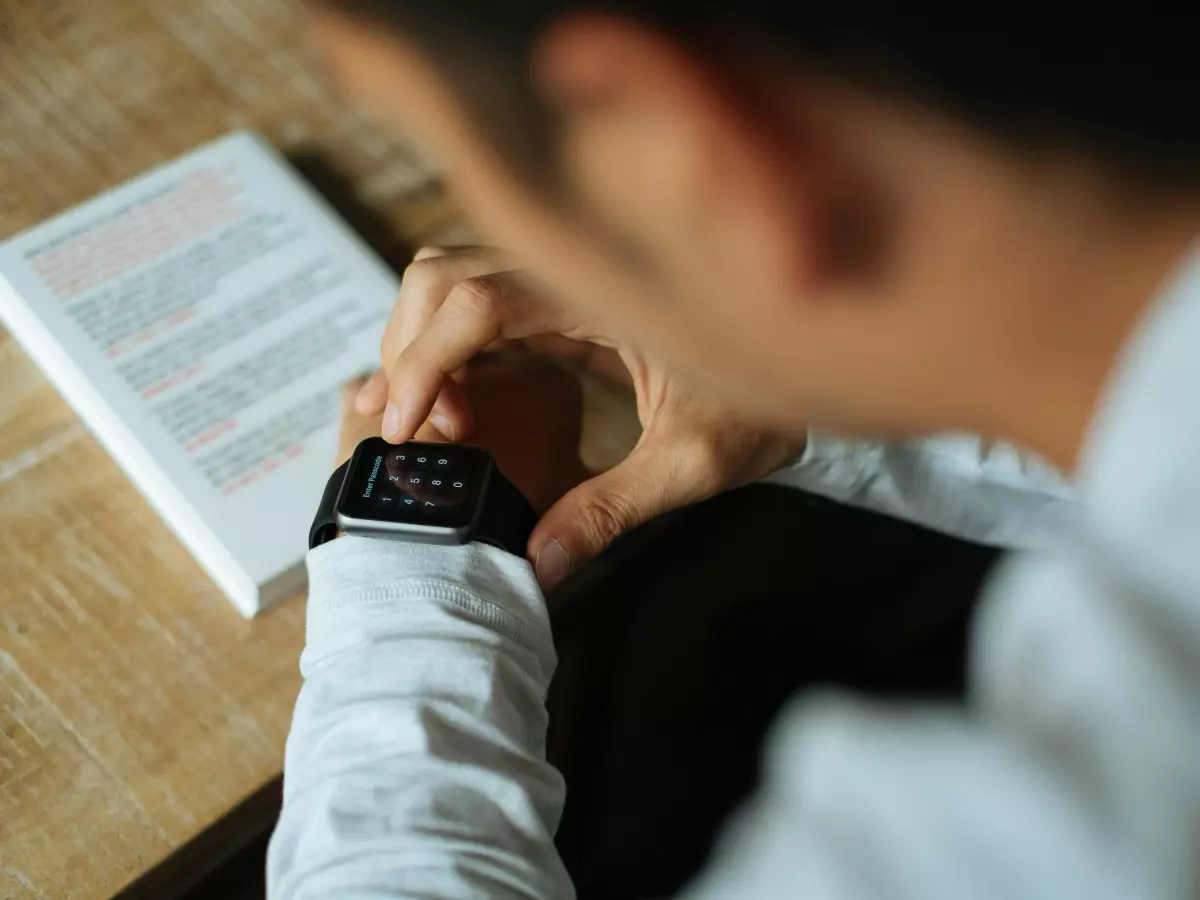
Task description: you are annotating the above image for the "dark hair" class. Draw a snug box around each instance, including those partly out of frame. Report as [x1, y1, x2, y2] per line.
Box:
[325, 3, 1200, 195]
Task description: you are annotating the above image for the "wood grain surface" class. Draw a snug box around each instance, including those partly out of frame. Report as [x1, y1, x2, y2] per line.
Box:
[0, 2, 639, 898]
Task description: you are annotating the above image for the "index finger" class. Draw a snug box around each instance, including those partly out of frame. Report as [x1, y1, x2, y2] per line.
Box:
[381, 271, 571, 442]
[385, 245, 511, 362]
[358, 246, 510, 416]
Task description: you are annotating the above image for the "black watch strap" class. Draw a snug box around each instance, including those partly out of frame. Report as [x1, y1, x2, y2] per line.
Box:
[309, 459, 350, 549]
[475, 464, 538, 556]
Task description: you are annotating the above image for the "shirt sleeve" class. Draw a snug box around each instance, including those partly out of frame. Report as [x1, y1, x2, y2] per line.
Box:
[766, 433, 1076, 550]
[266, 536, 573, 900]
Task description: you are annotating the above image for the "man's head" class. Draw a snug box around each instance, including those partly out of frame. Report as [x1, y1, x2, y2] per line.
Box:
[312, 4, 1200, 468]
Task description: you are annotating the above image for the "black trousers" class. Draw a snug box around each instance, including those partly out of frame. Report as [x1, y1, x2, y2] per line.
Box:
[546, 485, 1001, 900]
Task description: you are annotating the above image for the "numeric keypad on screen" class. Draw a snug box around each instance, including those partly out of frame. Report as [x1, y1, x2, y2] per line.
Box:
[385, 447, 470, 512]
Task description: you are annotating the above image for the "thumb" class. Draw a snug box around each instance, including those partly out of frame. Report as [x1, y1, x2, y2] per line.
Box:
[528, 440, 718, 590]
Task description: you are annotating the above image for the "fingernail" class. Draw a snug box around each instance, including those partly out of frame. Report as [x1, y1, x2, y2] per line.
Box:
[381, 402, 401, 440]
[534, 539, 571, 590]
[429, 414, 456, 442]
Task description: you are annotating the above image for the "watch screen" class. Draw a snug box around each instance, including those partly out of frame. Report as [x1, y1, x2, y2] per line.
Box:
[338, 437, 490, 530]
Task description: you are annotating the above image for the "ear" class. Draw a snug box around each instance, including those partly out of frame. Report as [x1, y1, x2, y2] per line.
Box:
[532, 16, 858, 306]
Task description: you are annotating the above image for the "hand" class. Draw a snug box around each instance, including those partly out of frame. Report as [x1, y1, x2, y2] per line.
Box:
[356, 246, 800, 589]
[336, 355, 589, 516]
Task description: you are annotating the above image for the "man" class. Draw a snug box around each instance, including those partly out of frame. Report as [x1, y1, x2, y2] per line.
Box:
[269, 5, 1200, 899]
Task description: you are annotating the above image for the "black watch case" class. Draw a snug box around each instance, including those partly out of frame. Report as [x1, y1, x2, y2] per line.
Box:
[334, 437, 494, 543]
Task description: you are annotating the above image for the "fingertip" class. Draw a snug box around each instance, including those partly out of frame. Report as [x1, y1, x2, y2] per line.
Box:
[429, 414, 457, 442]
[381, 401, 403, 442]
[430, 383, 473, 443]
[533, 538, 571, 590]
[529, 500, 588, 590]
[382, 389, 438, 444]
[342, 374, 369, 405]
[355, 369, 388, 414]
[353, 392, 375, 416]
[412, 419, 450, 443]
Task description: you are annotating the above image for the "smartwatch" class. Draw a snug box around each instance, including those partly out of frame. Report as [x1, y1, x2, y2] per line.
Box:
[309, 436, 537, 554]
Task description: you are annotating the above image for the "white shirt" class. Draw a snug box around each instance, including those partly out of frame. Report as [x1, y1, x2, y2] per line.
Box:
[268, 251, 1200, 899]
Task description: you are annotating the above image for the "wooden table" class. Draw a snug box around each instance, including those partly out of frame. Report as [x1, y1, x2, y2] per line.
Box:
[0, 3, 444, 897]
[0, 4, 640, 896]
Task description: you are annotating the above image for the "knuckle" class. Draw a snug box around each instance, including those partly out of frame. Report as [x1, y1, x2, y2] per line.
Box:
[449, 275, 503, 324]
[413, 245, 449, 261]
[674, 434, 737, 489]
[401, 256, 445, 296]
[578, 491, 635, 546]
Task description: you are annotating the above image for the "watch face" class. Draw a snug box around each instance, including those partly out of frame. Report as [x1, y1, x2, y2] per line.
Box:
[337, 437, 491, 535]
